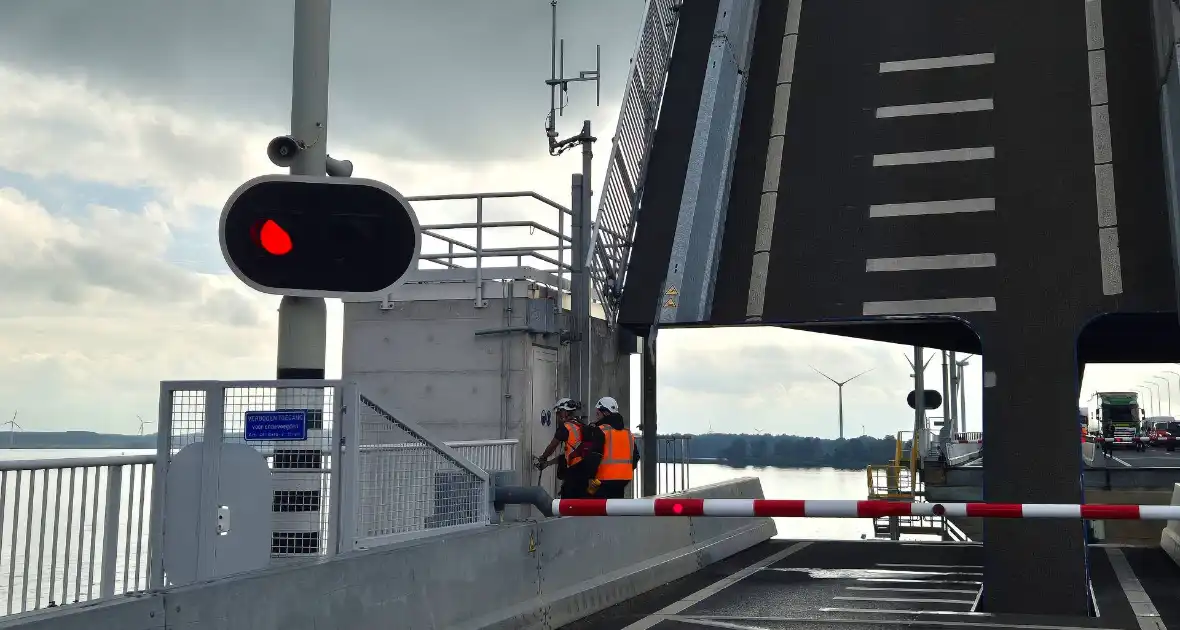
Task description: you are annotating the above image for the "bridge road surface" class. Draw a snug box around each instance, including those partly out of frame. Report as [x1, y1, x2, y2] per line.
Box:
[563, 540, 1180, 629]
[1092, 447, 1180, 469]
[621, 0, 1174, 614]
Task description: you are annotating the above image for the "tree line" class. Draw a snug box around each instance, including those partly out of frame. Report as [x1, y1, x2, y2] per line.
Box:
[677, 433, 905, 470]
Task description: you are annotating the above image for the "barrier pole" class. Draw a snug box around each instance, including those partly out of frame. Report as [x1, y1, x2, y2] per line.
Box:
[551, 498, 1180, 520]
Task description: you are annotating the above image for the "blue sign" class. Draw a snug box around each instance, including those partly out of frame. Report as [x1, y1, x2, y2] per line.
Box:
[244, 410, 308, 441]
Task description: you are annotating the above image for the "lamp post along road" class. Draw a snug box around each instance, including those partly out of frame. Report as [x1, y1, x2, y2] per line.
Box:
[1152, 376, 1172, 415]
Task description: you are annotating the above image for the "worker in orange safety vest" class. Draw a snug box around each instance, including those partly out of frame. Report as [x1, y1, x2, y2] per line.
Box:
[588, 396, 640, 498]
[534, 398, 601, 498]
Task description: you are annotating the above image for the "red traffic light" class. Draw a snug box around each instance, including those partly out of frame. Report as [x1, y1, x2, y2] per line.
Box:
[219, 175, 420, 298]
[253, 219, 294, 256]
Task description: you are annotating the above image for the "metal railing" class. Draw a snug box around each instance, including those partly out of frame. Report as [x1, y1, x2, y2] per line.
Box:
[0, 454, 153, 616]
[866, 464, 918, 500]
[345, 395, 492, 551]
[0, 437, 514, 617]
[398, 192, 574, 307]
[632, 435, 692, 497]
[590, 0, 683, 325]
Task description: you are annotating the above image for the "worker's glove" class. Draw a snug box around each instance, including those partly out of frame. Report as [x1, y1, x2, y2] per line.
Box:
[587, 478, 601, 495]
[533, 456, 547, 471]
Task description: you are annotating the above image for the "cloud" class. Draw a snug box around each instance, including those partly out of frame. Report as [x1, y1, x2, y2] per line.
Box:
[0, 0, 630, 434]
[0, 0, 642, 162]
[0, 186, 279, 430]
[0, 1, 1149, 443]
[646, 328, 983, 439]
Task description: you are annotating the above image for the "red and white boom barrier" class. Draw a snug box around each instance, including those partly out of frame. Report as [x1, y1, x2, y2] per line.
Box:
[1091, 435, 1178, 444]
[552, 498, 1180, 520]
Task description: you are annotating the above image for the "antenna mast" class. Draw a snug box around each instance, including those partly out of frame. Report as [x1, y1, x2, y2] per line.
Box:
[544, 0, 601, 156]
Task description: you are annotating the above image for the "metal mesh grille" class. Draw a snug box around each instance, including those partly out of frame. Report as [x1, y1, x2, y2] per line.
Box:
[355, 396, 487, 545]
[165, 385, 336, 566]
[221, 386, 334, 560]
[591, 0, 682, 323]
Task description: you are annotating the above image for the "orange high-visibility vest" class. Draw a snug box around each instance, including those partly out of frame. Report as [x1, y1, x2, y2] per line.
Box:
[564, 422, 584, 466]
[598, 427, 635, 481]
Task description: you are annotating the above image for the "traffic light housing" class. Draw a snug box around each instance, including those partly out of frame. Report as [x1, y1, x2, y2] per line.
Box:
[219, 175, 421, 298]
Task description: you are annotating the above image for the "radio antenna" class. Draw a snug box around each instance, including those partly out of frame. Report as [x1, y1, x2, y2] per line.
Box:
[544, 0, 602, 156]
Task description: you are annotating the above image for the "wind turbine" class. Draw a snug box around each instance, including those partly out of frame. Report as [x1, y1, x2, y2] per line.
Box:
[2, 412, 23, 448]
[811, 366, 874, 440]
[137, 415, 154, 436]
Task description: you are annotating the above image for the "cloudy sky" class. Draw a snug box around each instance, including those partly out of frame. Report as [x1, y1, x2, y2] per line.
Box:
[0, 0, 1162, 439]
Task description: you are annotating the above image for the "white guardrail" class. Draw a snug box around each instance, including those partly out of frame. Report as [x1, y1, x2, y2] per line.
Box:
[0, 438, 518, 618]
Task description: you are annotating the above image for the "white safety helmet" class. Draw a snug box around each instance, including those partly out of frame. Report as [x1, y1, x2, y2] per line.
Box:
[596, 396, 620, 415]
[554, 398, 581, 412]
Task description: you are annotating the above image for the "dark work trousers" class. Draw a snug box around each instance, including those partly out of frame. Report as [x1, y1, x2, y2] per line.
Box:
[598, 480, 630, 499]
[560, 476, 591, 498]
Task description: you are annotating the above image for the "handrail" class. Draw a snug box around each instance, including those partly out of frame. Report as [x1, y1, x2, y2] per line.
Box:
[0, 454, 156, 471]
[589, 0, 683, 324]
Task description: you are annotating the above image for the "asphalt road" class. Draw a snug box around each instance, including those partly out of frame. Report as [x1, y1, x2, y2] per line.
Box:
[1090, 446, 1180, 468]
[564, 540, 1176, 629]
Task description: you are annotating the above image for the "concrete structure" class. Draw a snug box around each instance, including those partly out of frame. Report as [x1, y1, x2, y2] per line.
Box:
[0, 479, 773, 630]
[343, 279, 629, 491]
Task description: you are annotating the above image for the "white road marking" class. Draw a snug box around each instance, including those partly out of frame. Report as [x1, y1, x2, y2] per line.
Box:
[1105, 547, 1166, 629]
[866, 253, 996, 272]
[869, 197, 995, 218]
[846, 586, 979, 594]
[875, 563, 983, 570]
[862, 297, 997, 316]
[879, 53, 995, 73]
[877, 98, 993, 118]
[833, 595, 975, 605]
[873, 146, 995, 167]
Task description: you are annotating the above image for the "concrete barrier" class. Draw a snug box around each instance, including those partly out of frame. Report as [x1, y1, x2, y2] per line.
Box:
[1160, 483, 1180, 565]
[0, 478, 773, 630]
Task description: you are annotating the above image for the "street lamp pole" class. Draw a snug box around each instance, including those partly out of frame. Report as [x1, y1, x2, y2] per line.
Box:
[1136, 386, 1154, 416]
[1163, 371, 1180, 416]
[1152, 376, 1172, 415]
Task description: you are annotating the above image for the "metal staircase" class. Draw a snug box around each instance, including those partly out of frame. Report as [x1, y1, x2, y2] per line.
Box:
[588, 0, 682, 327]
[866, 431, 967, 541]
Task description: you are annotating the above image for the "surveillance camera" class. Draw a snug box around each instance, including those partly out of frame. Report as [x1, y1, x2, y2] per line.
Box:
[267, 135, 302, 168]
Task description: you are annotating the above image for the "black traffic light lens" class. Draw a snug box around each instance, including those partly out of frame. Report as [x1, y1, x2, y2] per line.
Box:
[222, 178, 418, 294]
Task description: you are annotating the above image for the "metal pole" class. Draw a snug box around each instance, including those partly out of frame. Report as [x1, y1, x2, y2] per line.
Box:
[837, 384, 844, 440]
[1154, 376, 1172, 415]
[570, 173, 586, 404]
[641, 332, 658, 496]
[275, 0, 330, 564]
[913, 347, 926, 461]
[958, 361, 968, 431]
[568, 120, 594, 404]
[277, 0, 330, 387]
[947, 351, 959, 434]
[941, 351, 951, 434]
[580, 121, 594, 403]
[99, 466, 122, 599]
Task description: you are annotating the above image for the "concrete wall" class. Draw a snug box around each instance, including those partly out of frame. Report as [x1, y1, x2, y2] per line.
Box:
[928, 467, 1180, 544]
[342, 280, 631, 489]
[0, 479, 775, 630]
[1161, 483, 1180, 565]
